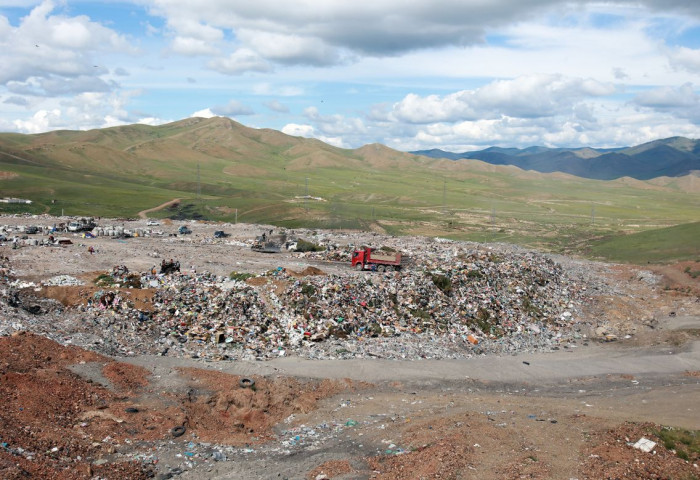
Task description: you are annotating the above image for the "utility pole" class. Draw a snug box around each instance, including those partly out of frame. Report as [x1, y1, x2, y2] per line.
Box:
[442, 179, 446, 214]
[591, 203, 595, 224]
[235, 208, 238, 224]
[196, 161, 201, 198]
[304, 177, 309, 212]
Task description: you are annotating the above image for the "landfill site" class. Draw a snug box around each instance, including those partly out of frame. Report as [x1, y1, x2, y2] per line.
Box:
[0, 214, 699, 480]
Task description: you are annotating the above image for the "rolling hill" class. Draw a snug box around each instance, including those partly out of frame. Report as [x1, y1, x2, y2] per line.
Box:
[1, 116, 698, 260]
[412, 137, 700, 180]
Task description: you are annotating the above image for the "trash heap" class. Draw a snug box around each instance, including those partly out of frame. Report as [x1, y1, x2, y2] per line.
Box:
[278, 249, 582, 357]
[1, 240, 591, 361]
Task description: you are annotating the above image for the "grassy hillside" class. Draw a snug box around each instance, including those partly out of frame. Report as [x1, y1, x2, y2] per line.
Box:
[587, 222, 700, 263]
[1, 116, 699, 260]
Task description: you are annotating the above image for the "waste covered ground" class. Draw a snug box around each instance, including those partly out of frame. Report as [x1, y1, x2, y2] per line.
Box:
[1, 214, 699, 479]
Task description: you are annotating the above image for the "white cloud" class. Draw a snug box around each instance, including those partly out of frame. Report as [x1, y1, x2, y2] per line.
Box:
[264, 100, 289, 113]
[208, 48, 271, 75]
[633, 83, 700, 122]
[252, 83, 303, 96]
[236, 29, 340, 65]
[282, 123, 315, 137]
[0, 0, 134, 93]
[667, 46, 700, 73]
[13, 108, 61, 133]
[171, 36, 219, 56]
[390, 74, 616, 124]
[191, 108, 216, 118]
[211, 100, 254, 116]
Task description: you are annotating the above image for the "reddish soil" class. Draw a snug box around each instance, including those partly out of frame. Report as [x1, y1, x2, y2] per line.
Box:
[36, 285, 156, 310]
[0, 333, 362, 479]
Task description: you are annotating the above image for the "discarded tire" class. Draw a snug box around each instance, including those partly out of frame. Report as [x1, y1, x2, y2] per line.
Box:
[239, 377, 255, 388]
[124, 407, 139, 413]
[171, 426, 186, 438]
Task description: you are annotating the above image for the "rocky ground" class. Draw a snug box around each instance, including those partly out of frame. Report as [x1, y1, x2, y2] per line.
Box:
[0, 214, 699, 479]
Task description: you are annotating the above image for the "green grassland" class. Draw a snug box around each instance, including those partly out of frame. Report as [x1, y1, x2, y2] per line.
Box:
[1, 117, 698, 262]
[586, 221, 700, 263]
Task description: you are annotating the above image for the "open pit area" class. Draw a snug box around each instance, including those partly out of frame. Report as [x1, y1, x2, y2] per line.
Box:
[1, 214, 699, 480]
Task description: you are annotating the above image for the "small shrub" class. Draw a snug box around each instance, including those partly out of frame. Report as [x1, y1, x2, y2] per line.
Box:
[300, 283, 316, 296]
[295, 239, 324, 252]
[94, 274, 115, 287]
[430, 273, 452, 295]
[410, 308, 431, 321]
[229, 271, 255, 282]
[466, 270, 482, 279]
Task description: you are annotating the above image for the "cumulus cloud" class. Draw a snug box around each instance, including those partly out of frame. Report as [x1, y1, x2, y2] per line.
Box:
[0, 1, 134, 95]
[211, 99, 254, 116]
[208, 48, 271, 75]
[143, 0, 700, 75]
[282, 123, 315, 137]
[667, 46, 700, 73]
[303, 106, 367, 137]
[191, 108, 216, 118]
[264, 100, 289, 113]
[236, 29, 340, 65]
[633, 83, 700, 123]
[13, 108, 62, 133]
[171, 36, 219, 56]
[390, 74, 616, 124]
[6, 89, 150, 133]
[3, 96, 29, 106]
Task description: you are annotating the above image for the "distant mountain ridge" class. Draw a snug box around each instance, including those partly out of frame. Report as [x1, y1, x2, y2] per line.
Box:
[412, 137, 700, 180]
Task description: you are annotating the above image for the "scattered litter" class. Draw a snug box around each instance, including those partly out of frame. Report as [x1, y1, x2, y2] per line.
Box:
[632, 437, 656, 453]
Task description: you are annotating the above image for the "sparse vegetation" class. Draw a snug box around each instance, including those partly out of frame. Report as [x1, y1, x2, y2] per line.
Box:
[683, 266, 700, 279]
[656, 427, 700, 462]
[94, 274, 115, 287]
[229, 271, 255, 282]
[300, 283, 316, 296]
[295, 239, 324, 252]
[430, 273, 452, 295]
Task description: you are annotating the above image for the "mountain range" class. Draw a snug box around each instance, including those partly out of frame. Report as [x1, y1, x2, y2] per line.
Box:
[412, 137, 700, 180]
[0, 116, 698, 259]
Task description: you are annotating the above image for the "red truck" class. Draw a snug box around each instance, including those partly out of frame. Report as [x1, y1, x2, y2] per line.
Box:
[351, 247, 402, 272]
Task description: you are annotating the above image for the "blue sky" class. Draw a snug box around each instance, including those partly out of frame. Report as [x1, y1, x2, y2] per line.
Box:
[1, 0, 700, 152]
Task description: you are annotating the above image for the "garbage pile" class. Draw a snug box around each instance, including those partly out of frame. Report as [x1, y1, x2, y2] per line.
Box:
[1, 238, 592, 360]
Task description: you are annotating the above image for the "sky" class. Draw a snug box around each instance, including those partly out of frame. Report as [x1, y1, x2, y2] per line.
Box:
[1, 1, 700, 152]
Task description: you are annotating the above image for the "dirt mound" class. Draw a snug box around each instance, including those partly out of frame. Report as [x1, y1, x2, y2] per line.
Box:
[649, 260, 700, 295]
[0, 333, 151, 479]
[0, 333, 361, 478]
[34, 285, 155, 310]
[288, 266, 326, 277]
[174, 368, 355, 445]
[582, 422, 699, 479]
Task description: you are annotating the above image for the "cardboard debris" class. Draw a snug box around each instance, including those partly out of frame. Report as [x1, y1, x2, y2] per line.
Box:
[632, 437, 656, 453]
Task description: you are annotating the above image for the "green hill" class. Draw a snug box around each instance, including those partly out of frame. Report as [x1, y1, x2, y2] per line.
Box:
[587, 222, 700, 263]
[1, 116, 698, 260]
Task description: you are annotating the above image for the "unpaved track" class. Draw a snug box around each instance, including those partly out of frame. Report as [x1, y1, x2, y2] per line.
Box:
[137, 198, 181, 218]
[124, 340, 700, 385]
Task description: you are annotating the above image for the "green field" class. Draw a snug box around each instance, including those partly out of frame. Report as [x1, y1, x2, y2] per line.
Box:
[1, 117, 698, 263]
[586, 222, 700, 263]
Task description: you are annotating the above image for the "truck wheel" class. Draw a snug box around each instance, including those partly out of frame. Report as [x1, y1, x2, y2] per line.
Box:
[377, 265, 385, 272]
[355, 263, 364, 271]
